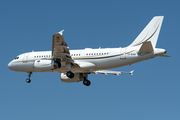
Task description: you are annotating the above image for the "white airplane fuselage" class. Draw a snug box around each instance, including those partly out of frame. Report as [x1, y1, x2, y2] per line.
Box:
[8, 47, 166, 73]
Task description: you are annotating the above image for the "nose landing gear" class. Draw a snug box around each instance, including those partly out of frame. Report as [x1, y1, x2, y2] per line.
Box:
[26, 72, 32, 83]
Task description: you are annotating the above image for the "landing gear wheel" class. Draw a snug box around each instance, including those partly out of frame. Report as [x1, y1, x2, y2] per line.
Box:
[58, 63, 61, 68]
[66, 71, 74, 78]
[83, 80, 91, 86]
[26, 78, 31, 83]
[26, 72, 32, 83]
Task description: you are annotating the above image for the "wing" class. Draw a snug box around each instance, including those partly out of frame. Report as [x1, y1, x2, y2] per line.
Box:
[93, 70, 134, 75]
[52, 30, 73, 62]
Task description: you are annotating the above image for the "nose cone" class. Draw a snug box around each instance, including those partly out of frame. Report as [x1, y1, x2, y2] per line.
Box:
[8, 61, 13, 70]
[8, 62, 11, 69]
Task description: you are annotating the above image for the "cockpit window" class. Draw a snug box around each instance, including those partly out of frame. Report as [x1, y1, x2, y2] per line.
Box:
[14, 57, 19, 59]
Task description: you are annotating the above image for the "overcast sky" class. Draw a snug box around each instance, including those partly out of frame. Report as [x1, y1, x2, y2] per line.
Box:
[0, 0, 179, 120]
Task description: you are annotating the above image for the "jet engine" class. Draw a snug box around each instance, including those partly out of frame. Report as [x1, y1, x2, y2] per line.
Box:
[34, 59, 60, 70]
[60, 73, 84, 83]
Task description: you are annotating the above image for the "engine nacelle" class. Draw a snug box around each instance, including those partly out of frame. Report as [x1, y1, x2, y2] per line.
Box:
[60, 73, 84, 83]
[34, 60, 59, 70]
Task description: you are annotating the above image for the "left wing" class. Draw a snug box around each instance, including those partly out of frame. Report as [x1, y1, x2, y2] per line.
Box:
[52, 30, 73, 62]
[93, 70, 134, 75]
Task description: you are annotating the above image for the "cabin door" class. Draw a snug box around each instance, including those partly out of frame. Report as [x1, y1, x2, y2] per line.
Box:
[23, 53, 30, 62]
[120, 48, 126, 59]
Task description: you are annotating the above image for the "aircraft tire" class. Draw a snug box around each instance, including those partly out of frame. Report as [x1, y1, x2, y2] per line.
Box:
[83, 80, 91, 86]
[26, 78, 31, 83]
[66, 71, 74, 78]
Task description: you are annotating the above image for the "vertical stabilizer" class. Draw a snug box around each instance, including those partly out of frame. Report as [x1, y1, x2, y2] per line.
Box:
[129, 16, 164, 48]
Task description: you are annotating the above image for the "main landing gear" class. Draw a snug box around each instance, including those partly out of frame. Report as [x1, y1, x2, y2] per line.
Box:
[26, 71, 32, 83]
[83, 78, 91, 86]
[82, 74, 91, 86]
[66, 71, 74, 78]
[66, 72, 91, 86]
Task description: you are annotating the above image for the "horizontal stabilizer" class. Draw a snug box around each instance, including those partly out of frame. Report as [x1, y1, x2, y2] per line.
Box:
[157, 54, 171, 57]
[138, 41, 154, 54]
[93, 70, 134, 76]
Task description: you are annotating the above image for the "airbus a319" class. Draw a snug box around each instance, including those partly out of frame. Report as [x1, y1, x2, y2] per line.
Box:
[8, 16, 170, 86]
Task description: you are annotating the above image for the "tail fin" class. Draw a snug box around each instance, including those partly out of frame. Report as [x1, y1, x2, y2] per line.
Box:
[129, 16, 164, 48]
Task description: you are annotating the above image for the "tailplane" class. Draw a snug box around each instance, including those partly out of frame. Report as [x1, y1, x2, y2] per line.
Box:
[129, 16, 164, 48]
[138, 41, 154, 54]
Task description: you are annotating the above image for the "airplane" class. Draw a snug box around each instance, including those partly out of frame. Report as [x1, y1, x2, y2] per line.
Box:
[8, 16, 170, 86]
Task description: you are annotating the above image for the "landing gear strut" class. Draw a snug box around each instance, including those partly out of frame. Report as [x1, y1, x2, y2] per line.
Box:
[83, 77, 91, 86]
[26, 71, 32, 83]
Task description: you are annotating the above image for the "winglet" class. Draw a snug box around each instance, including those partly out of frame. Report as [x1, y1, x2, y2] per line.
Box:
[58, 30, 64, 35]
[130, 70, 134, 75]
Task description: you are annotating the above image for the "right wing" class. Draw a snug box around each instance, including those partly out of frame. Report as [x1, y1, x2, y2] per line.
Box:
[93, 70, 134, 75]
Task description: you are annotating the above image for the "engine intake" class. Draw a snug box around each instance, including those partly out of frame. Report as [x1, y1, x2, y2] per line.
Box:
[60, 73, 84, 83]
[34, 60, 60, 70]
